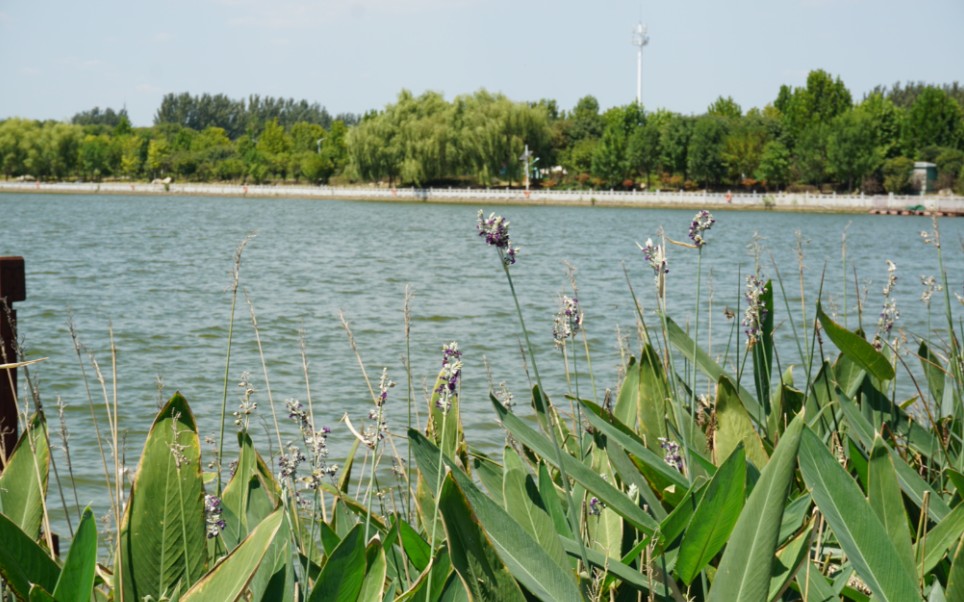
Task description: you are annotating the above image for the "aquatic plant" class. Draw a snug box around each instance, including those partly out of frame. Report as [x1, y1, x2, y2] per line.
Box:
[1, 209, 963, 602]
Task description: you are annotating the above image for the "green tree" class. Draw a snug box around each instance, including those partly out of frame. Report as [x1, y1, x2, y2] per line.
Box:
[721, 110, 771, 183]
[934, 147, 964, 190]
[627, 119, 662, 184]
[688, 115, 729, 188]
[568, 95, 604, 141]
[756, 140, 791, 189]
[659, 113, 693, 181]
[793, 123, 831, 185]
[146, 137, 172, 179]
[827, 110, 883, 191]
[454, 90, 550, 186]
[0, 118, 36, 178]
[346, 111, 401, 184]
[707, 96, 742, 120]
[777, 69, 852, 142]
[256, 119, 292, 179]
[881, 156, 914, 193]
[902, 87, 964, 154]
[118, 133, 147, 179]
[591, 103, 644, 187]
[857, 92, 904, 158]
[79, 133, 116, 181]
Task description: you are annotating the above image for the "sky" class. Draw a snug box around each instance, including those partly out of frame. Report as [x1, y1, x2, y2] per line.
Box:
[1, 0, 963, 127]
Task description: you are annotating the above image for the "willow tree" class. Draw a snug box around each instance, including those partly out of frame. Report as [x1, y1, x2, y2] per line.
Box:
[454, 90, 551, 186]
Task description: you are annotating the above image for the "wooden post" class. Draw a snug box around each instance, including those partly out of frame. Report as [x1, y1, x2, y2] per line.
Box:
[0, 256, 25, 464]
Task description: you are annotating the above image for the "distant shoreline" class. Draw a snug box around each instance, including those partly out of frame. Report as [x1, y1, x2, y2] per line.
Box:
[2, 181, 962, 216]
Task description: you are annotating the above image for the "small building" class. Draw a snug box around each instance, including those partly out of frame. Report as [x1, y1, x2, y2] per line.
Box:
[912, 162, 937, 193]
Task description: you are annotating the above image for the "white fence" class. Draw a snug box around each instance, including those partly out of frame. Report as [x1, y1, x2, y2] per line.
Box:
[3, 181, 963, 214]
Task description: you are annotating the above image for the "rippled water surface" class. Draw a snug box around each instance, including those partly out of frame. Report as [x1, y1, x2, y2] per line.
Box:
[2, 193, 962, 525]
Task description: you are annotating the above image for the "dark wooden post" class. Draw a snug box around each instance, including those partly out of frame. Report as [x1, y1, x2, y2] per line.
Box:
[0, 256, 25, 464]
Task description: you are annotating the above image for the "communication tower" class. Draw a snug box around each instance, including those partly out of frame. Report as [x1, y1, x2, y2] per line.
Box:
[632, 22, 650, 105]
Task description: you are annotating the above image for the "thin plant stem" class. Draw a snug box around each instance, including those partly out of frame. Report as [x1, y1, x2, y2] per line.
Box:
[245, 290, 284, 455]
[424, 409, 449, 601]
[217, 234, 253, 496]
[499, 256, 591, 576]
[403, 285, 415, 522]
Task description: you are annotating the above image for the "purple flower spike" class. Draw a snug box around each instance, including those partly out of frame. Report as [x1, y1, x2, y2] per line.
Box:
[477, 210, 519, 265]
[688, 210, 715, 248]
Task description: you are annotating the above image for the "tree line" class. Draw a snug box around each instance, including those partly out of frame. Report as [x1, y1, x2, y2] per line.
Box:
[2, 70, 963, 194]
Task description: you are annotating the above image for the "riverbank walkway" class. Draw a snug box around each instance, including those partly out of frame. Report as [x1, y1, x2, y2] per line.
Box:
[2, 181, 962, 215]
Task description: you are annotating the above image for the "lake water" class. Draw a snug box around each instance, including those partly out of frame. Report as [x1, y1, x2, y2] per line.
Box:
[2, 193, 962, 530]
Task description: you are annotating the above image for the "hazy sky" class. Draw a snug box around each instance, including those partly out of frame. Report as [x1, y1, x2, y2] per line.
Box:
[2, 0, 962, 126]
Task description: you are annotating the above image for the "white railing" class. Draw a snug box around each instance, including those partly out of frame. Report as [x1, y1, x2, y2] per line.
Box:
[2, 181, 963, 214]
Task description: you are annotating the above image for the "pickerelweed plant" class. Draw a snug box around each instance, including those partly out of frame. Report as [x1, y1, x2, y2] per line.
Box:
[1, 208, 964, 601]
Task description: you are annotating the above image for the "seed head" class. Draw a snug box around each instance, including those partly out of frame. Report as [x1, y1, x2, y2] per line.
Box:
[688, 210, 715, 248]
[477, 210, 519, 265]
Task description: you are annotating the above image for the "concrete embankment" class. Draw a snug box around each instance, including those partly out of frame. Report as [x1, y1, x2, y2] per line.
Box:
[2, 181, 962, 215]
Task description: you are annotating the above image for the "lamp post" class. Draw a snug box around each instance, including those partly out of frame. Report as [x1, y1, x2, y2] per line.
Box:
[520, 145, 532, 191]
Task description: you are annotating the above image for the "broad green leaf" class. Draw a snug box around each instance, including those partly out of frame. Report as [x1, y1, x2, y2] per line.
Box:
[398, 516, 431, 572]
[919, 341, 955, 418]
[27, 584, 56, 602]
[664, 316, 764, 426]
[221, 431, 279, 548]
[838, 393, 950, 521]
[707, 412, 803, 602]
[834, 350, 867, 400]
[767, 378, 804, 441]
[358, 542, 387, 602]
[657, 479, 709, 551]
[579, 398, 688, 501]
[816, 301, 895, 381]
[53, 506, 97, 602]
[471, 452, 504, 499]
[115, 392, 207, 601]
[768, 524, 812, 601]
[586, 446, 623, 559]
[439, 473, 527, 602]
[502, 463, 568, 570]
[393, 547, 452, 602]
[796, 561, 837, 602]
[946, 536, 964, 602]
[181, 506, 285, 602]
[798, 427, 922, 601]
[868, 437, 915, 572]
[559, 536, 657, 596]
[917, 503, 964, 575]
[0, 412, 49, 539]
[426, 359, 468, 470]
[0, 510, 60, 599]
[616, 346, 671, 447]
[777, 493, 812, 545]
[246, 510, 294, 602]
[439, 571, 470, 602]
[537, 462, 574, 539]
[308, 523, 367, 602]
[714, 376, 769, 468]
[606, 444, 667, 521]
[750, 280, 775, 418]
[493, 398, 658, 535]
[676, 445, 746, 585]
[409, 430, 583, 602]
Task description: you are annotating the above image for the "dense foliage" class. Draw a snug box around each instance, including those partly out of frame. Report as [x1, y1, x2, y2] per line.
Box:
[2, 70, 964, 193]
[1, 211, 963, 600]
